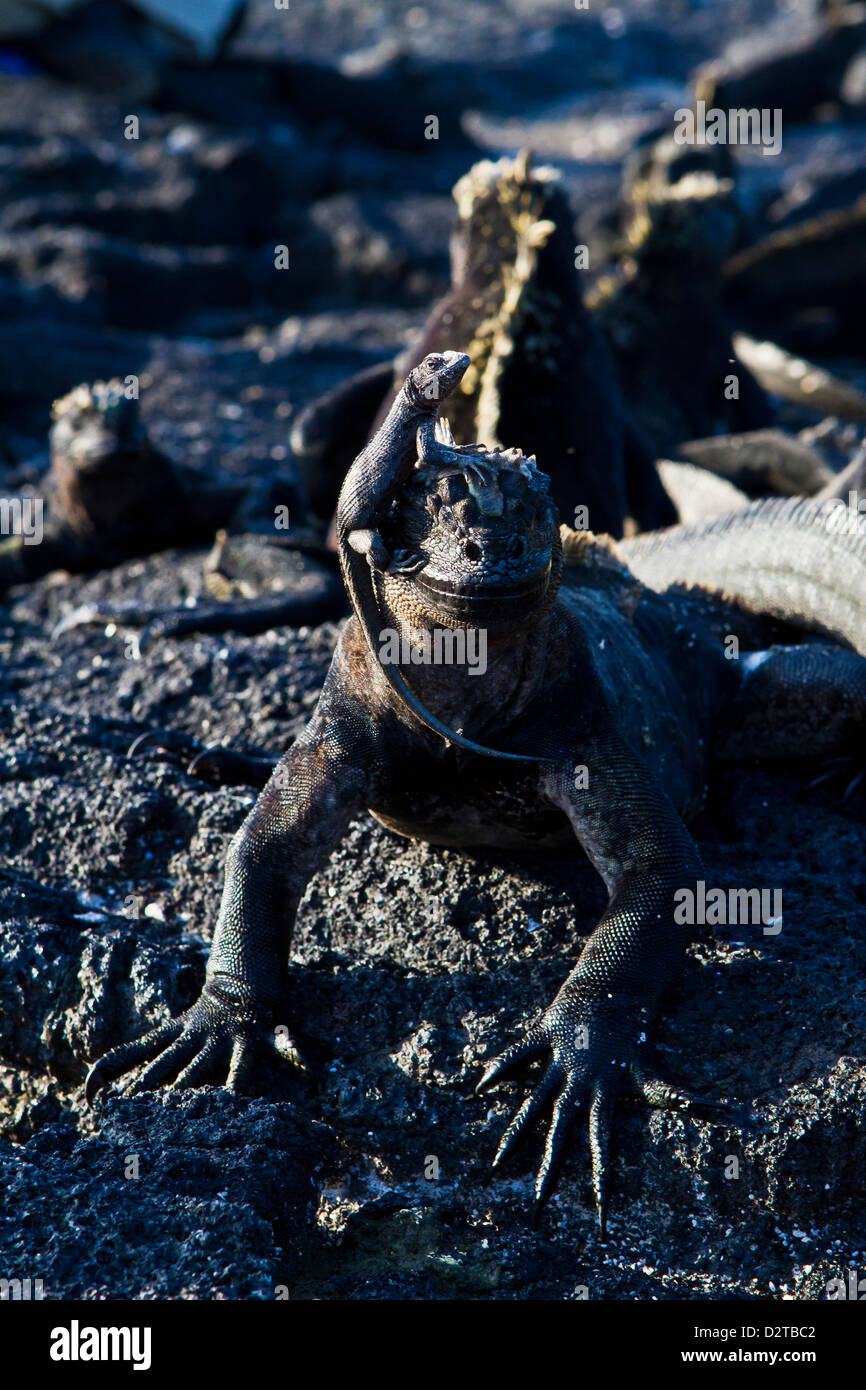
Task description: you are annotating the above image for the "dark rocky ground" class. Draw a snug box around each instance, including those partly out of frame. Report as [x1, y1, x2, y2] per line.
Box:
[0, 0, 865, 1300]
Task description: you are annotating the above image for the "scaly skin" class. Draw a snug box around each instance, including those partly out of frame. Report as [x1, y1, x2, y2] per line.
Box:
[87, 353, 866, 1231]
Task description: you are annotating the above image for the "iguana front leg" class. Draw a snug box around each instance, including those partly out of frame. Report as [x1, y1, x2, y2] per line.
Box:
[86, 688, 380, 1100]
[720, 642, 866, 799]
[479, 733, 725, 1230]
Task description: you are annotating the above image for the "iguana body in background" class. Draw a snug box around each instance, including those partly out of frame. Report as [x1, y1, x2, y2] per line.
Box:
[292, 154, 675, 540]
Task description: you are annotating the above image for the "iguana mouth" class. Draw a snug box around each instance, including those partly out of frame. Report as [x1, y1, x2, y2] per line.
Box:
[415, 562, 551, 615]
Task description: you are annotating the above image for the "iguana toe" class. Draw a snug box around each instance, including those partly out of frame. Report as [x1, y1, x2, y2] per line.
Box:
[85, 1019, 183, 1105]
[808, 754, 865, 802]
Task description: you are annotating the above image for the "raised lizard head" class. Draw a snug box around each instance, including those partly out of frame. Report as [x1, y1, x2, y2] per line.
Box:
[336, 351, 561, 760]
[624, 172, 741, 269]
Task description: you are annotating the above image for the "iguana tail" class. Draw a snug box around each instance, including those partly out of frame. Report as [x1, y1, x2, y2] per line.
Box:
[620, 496, 866, 656]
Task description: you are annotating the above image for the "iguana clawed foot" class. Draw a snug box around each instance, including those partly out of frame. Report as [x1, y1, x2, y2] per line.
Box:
[85, 978, 306, 1104]
[478, 985, 733, 1233]
[808, 754, 865, 802]
[127, 728, 282, 787]
[52, 583, 346, 652]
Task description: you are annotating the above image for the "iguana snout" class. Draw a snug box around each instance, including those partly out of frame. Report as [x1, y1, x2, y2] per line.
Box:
[404, 350, 471, 409]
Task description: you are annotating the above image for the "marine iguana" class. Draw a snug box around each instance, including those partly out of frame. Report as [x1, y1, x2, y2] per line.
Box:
[12, 380, 345, 639]
[726, 198, 866, 355]
[0, 380, 245, 592]
[292, 153, 675, 540]
[86, 352, 866, 1229]
[578, 126, 736, 271]
[591, 174, 774, 461]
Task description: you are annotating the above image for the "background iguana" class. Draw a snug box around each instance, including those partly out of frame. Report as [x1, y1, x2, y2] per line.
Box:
[291, 154, 675, 540]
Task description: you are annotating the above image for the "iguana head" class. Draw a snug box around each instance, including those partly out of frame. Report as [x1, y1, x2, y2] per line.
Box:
[380, 421, 561, 635]
[625, 173, 741, 268]
[449, 150, 563, 289]
[51, 379, 145, 470]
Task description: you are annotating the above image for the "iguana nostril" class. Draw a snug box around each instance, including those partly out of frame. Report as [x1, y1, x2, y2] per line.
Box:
[464, 540, 481, 562]
[509, 536, 527, 558]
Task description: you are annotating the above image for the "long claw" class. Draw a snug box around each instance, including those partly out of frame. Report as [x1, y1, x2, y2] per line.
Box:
[492, 1066, 561, 1169]
[807, 768, 838, 791]
[171, 1042, 222, 1089]
[808, 755, 865, 801]
[52, 603, 105, 638]
[187, 746, 279, 789]
[133, 621, 162, 656]
[632, 1067, 730, 1115]
[85, 1020, 183, 1105]
[589, 1086, 615, 1237]
[476, 1031, 547, 1093]
[188, 749, 230, 780]
[226, 1037, 256, 1093]
[534, 1089, 578, 1216]
[273, 1028, 309, 1072]
[128, 730, 167, 758]
[128, 729, 202, 760]
[123, 1034, 198, 1095]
